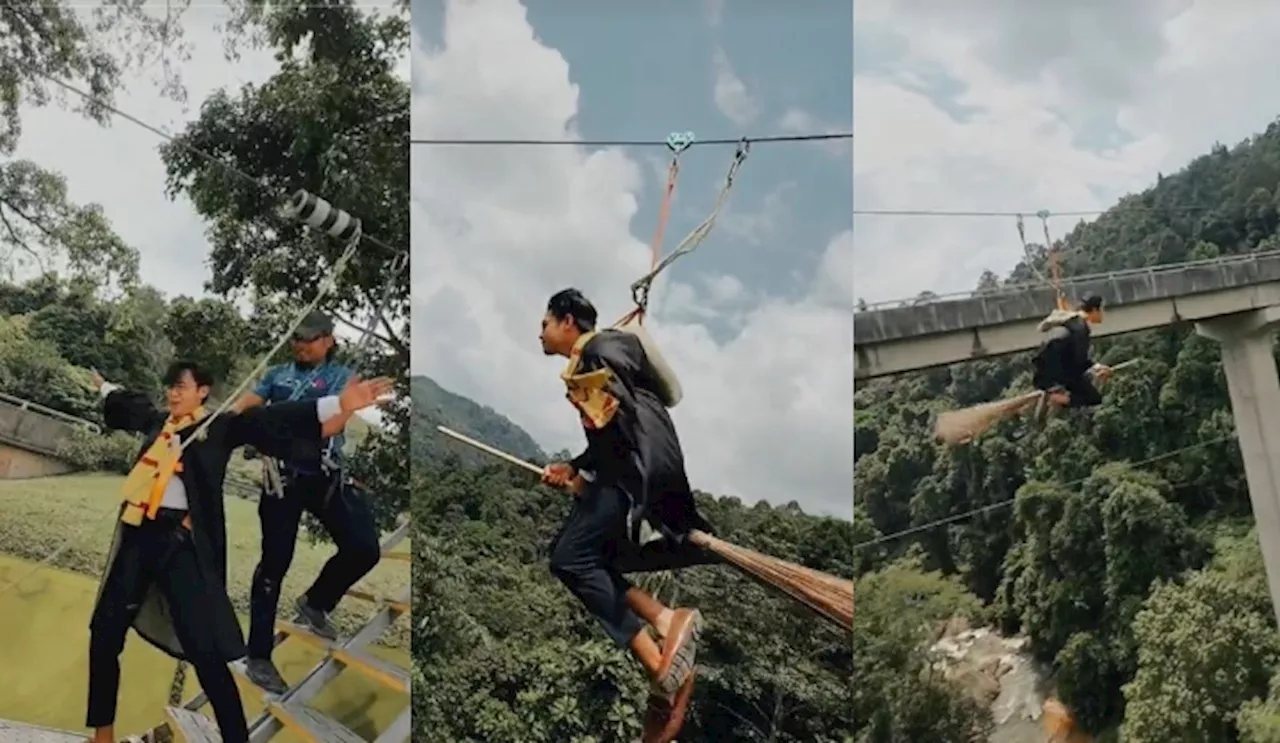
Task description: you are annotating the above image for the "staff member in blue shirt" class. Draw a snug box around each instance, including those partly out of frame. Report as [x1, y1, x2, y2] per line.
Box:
[232, 310, 382, 694]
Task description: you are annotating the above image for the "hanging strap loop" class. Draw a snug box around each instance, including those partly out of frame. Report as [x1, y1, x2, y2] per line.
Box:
[621, 138, 750, 325]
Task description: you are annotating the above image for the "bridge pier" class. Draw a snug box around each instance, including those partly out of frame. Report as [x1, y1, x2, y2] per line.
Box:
[1197, 307, 1280, 627]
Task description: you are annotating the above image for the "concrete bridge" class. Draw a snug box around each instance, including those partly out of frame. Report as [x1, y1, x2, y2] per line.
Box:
[853, 249, 1280, 634]
[0, 391, 98, 479]
[854, 251, 1280, 380]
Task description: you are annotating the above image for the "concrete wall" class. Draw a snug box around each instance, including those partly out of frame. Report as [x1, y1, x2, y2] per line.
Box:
[0, 444, 73, 478]
[0, 398, 87, 479]
[855, 252, 1280, 379]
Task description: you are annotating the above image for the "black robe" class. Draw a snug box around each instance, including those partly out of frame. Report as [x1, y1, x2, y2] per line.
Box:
[1033, 314, 1094, 387]
[565, 330, 713, 553]
[94, 388, 326, 662]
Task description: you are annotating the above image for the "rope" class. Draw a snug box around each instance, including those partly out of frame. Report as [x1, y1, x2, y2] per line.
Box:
[616, 138, 750, 326]
[1014, 215, 1049, 286]
[614, 133, 692, 327]
[853, 433, 1240, 551]
[1012, 211, 1070, 310]
[1039, 210, 1069, 310]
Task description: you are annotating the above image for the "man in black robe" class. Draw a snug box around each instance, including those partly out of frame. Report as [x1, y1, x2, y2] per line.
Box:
[538, 288, 717, 743]
[1032, 294, 1112, 420]
[86, 360, 392, 743]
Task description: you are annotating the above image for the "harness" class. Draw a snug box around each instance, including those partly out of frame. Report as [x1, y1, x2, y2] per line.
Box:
[261, 362, 345, 499]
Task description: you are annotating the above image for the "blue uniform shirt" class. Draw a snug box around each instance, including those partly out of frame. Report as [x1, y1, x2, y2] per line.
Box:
[254, 360, 354, 472]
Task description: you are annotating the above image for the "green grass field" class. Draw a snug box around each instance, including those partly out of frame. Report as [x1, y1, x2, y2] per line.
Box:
[0, 473, 409, 738]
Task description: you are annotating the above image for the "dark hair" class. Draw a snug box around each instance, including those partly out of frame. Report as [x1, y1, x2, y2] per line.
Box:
[547, 288, 598, 332]
[1079, 294, 1104, 312]
[162, 360, 214, 390]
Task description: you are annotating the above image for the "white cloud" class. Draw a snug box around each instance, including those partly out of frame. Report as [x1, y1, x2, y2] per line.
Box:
[853, 1, 1280, 304]
[711, 47, 760, 128]
[705, 0, 724, 28]
[720, 180, 796, 245]
[412, 0, 852, 518]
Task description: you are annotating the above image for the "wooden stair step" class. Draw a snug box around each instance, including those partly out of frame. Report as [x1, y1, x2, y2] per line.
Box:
[333, 646, 410, 694]
[267, 700, 364, 743]
[380, 550, 409, 563]
[345, 587, 410, 613]
[275, 619, 338, 649]
[165, 706, 222, 742]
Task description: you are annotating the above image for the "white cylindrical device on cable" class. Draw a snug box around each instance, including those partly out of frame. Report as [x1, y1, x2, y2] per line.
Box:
[281, 189, 362, 241]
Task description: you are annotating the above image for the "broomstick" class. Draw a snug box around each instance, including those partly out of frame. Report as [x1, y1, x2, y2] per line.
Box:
[934, 358, 1141, 446]
[436, 425, 854, 632]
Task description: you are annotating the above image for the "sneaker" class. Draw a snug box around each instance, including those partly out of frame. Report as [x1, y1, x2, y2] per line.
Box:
[244, 657, 288, 695]
[295, 594, 338, 641]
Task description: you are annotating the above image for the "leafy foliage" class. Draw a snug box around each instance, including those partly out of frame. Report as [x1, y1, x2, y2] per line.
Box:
[412, 386, 853, 742]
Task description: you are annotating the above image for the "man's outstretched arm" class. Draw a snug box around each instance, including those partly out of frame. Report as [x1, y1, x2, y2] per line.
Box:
[94, 376, 164, 434]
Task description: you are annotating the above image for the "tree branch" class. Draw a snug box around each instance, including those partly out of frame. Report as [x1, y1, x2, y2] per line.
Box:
[0, 198, 48, 274]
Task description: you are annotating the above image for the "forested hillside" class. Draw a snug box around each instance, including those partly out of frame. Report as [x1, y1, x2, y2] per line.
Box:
[410, 375, 545, 467]
[410, 378, 854, 742]
[855, 120, 1280, 741]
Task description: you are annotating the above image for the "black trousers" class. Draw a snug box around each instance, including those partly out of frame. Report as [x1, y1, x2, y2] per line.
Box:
[1033, 370, 1103, 408]
[549, 483, 706, 647]
[247, 471, 380, 658]
[88, 512, 246, 741]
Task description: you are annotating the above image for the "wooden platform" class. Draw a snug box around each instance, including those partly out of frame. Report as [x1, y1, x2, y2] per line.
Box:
[166, 706, 222, 742]
[0, 719, 86, 742]
[267, 700, 365, 743]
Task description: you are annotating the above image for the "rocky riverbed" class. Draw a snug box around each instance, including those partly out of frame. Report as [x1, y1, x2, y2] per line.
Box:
[929, 619, 1091, 743]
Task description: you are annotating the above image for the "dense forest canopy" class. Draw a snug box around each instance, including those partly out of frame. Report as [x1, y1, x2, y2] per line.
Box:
[854, 118, 1280, 741]
[410, 374, 855, 742]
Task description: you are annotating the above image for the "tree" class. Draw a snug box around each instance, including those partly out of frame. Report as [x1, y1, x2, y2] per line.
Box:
[159, 2, 409, 358]
[164, 295, 254, 392]
[1122, 569, 1278, 743]
[159, 2, 410, 529]
[0, 1, 194, 286]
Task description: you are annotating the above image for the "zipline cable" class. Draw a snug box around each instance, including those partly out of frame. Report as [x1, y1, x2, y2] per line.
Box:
[854, 205, 1219, 218]
[5, 53, 404, 258]
[411, 132, 850, 147]
[853, 433, 1241, 551]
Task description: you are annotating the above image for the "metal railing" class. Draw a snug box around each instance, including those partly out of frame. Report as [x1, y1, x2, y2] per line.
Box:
[856, 250, 1280, 312]
[0, 390, 101, 434]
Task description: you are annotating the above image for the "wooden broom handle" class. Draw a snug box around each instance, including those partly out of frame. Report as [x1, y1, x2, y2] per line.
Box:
[437, 426, 544, 475]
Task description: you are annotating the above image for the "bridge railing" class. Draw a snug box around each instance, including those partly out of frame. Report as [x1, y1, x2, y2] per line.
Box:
[856, 249, 1280, 313]
[0, 390, 101, 434]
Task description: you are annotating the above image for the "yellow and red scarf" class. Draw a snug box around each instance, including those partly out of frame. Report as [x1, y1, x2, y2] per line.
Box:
[118, 407, 206, 527]
[561, 332, 618, 430]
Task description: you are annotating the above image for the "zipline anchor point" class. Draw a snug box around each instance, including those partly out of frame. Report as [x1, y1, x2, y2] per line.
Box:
[281, 189, 363, 242]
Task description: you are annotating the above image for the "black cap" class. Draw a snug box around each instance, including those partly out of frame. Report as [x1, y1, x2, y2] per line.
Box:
[1079, 294, 1104, 312]
[293, 310, 335, 342]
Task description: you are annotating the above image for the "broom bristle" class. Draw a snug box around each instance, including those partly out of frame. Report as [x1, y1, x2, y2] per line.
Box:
[688, 529, 853, 631]
[935, 391, 1042, 446]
